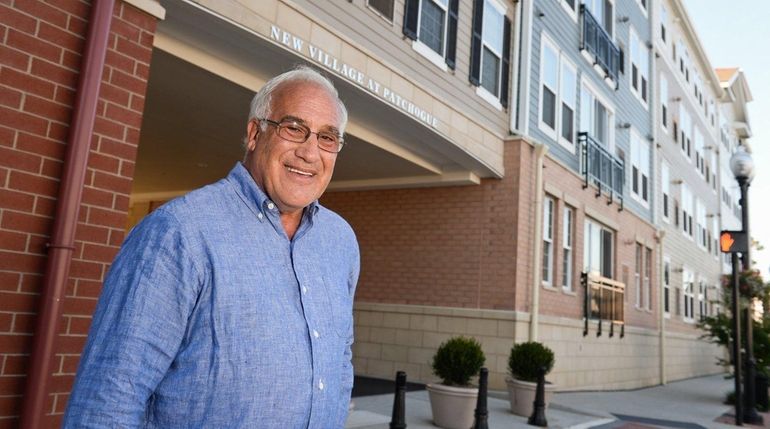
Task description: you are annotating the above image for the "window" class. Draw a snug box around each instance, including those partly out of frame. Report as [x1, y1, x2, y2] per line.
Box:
[661, 161, 670, 222]
[560, 61, 577, 146]
[683, 269, 695, 320]
[580, 81, 613, 149]
[660, 3, 668, 42]
[698, 280, 705, 320]
[584, 0, 614, 37]
[660, 74, 668, 131]
[679, 105, 691, 158]
[561, 0, 577, 17]
[368, 0, 394, 20]
[584, 218, 614, 279]
[630, 130, 650, 204]
[562, 206, 574, 291]
[629, 28, 649, 104]
[645, 247, 652, 310]
[635, 243, 642, 307]
[663, 258, 671, 314]
[682, 183, 694, 238]
[539, 35, 577, 150]
[542, 196, 555, 285]
[695, 127, 704, 176]
[540, 37, 558, 132]
[403, 0, 458, 70]
[697, 199, 707, 249]
[470, 0, 511, 107]
[480, 0, 505, 96]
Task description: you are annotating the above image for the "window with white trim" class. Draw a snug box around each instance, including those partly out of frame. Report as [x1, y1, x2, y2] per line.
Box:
[629, 27, 649, 105]
[712, 217, 719, 257]
[630, 130, 650, 204]
[698, 280, 705, 320]
[584, 218, 614, 279]
[580, 81, 614, 149]
[560, 60, 577, 147]
[697, 199, 707, 249]
[540, 36, 559, 134]
[663, 257, 671, 315]
[368, 0, 394, 21]
[402, 0, 458, 70]
[418, 0, 449, 56]
[645, 247, 652, 310]
[683, 269, 695, 320]
[562, 206, 574, 291]
[479, 0, 505, 98]
[561, 0, 577, 18]
[682, 183, 694, 238]
[542, 196, 555, 285]
[660, 74, 668, 132]
[539, 35, 577, 150]
[584, 0, 614, 37]
[661, 161, 670, 222]
[635, 243, 642, 307]
[659, 3, 668, 42]
[679, 105, 691, 158]
[695, 127, 704, 176]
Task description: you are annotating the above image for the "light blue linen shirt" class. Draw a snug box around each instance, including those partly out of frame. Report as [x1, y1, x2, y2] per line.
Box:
[64, 163, 359, 428]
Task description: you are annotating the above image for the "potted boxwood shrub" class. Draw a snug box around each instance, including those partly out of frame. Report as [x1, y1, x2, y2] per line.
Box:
[506, 341, 556, 416]
[427, 336, 485, 429]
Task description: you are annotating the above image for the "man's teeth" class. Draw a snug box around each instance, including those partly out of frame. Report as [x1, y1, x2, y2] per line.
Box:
[287, 167, 313, 176]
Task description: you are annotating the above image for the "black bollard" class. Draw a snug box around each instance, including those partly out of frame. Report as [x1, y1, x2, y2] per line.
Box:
[390, 371, 407, 429]
[472, 368, 489, 429]
[528, 366, 548, 427]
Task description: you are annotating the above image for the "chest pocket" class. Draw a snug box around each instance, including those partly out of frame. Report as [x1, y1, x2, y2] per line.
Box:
[322, 275, 353, 338]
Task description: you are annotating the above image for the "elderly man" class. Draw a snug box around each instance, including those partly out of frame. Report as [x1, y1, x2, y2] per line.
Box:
[64, 66, 359, 428]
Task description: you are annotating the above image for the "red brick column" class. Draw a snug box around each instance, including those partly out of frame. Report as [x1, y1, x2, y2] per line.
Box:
[0, 1, 159, 426]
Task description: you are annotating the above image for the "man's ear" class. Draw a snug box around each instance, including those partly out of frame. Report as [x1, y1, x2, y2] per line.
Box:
[246, 120, 259, 151]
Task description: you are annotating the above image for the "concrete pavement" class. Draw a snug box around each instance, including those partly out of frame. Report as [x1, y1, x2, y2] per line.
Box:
[345, 373, 760, 428]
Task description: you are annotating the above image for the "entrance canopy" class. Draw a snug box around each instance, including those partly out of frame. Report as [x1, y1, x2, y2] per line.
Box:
[132, 0, 502, 201]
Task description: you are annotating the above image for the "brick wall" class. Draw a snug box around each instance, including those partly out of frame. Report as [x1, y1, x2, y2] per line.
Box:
[322, 139, 524, 311]
[0, 1, 158, 426]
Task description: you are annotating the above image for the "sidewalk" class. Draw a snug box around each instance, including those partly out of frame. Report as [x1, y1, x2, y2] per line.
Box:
[345, 373, 760, 428]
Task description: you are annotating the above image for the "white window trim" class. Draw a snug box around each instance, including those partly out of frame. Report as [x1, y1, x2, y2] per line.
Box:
[477, 0, 507, 106]
[411, 0, 449, 71]
[635, 243, 642, 308]
[366, 0, 394, 22]
[562, 206, 574, 292]
[542, 196, 555, 286]
[580, 77, 616, 154]
[412, 40, 449, 71]
[538, 33, 559, 141]
[558, 57, 578, 152]
[661, 256, 674, 319]
[683, 268, 695, 323]
[661, 160, 670, 223]
[660, 74, 668, 134]
[560, 0, 578, 22]
[629, 128, 650, 208]
[634, 0, 648, 17]
[629, 26, 649, 109]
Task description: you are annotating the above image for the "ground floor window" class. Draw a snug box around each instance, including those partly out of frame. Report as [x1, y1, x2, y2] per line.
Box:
[584, 218, 614, 279]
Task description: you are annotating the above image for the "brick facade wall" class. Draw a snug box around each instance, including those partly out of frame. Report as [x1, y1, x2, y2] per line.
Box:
[0, 1, 157, 426]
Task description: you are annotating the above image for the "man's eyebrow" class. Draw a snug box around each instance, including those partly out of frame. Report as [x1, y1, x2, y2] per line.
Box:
[279, 115, 340, 134]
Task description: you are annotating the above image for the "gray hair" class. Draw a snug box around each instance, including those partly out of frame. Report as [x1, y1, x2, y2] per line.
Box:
[248, 65, 348, 134]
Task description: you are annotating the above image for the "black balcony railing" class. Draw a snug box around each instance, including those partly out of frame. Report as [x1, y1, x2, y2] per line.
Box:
[580, 5, 620, 84]
[579, 132, 624, 209]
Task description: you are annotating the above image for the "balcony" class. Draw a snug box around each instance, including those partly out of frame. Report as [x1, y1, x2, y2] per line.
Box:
[579, 132, 624, 209]
[580, 5, 620, 84]
[582, 272, 625, 338]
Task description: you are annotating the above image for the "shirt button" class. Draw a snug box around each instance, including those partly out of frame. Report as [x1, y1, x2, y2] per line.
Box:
[302, 286, 308, 294]
[313, 330, 320, 338]
[319, 380, 324, 390]
[257, 213, 263, 219]
[267, 202, 275, 210]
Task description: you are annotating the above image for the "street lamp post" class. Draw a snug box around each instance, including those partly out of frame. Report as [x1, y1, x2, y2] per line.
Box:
[730, 146, 762, 425]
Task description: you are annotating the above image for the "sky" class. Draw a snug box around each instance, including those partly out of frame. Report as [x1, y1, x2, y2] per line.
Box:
[682, 0, 770, 277]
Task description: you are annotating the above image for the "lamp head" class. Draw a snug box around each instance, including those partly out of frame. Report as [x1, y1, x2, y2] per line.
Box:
[730, 146, 755, 182]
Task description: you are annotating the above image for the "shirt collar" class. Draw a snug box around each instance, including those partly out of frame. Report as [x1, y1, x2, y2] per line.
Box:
[226, 162, 320, 221]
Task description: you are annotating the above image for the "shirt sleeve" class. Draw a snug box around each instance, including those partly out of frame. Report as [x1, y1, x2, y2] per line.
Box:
[63, 209, 203, 428]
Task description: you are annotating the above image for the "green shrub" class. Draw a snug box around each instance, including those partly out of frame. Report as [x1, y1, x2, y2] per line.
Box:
[431, 336, 485, 387]
[508, 341, 555, 383]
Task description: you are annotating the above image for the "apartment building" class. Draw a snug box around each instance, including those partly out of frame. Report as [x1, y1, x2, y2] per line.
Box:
[0, 0, 753, 424]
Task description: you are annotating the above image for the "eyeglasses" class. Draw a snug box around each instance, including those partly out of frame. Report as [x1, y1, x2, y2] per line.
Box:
[259, 118, 345, 153]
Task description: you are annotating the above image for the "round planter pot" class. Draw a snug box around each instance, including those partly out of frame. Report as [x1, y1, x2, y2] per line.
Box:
[505, 377, 557, 417]
[427, 383, 478, 429]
